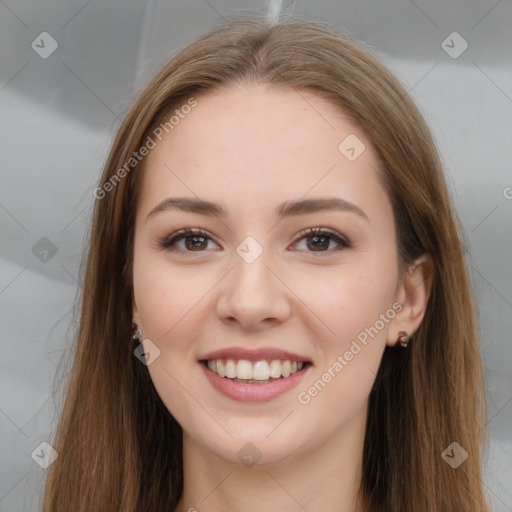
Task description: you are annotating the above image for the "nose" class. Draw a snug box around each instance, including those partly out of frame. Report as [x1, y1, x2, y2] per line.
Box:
[215, 248, 292, 332]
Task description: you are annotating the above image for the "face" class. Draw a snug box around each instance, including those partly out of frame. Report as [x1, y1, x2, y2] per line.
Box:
[132, 83, 403, 466]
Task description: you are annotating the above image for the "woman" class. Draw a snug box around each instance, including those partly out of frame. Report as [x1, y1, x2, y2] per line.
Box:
[42, 17, 489, 512]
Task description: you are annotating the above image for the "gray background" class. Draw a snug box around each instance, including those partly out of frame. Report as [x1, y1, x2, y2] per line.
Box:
[1, 0, 511, 510]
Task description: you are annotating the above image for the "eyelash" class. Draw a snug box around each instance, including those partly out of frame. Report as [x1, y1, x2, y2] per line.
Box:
[157, 227, 351, 255]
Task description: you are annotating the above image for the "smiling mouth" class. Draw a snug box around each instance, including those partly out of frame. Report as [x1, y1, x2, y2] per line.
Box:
[201, 358, 312, 384]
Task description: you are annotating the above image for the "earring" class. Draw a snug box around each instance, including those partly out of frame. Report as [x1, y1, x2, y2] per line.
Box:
[398, 330, 410, 348]
[131, 323, 143, 341]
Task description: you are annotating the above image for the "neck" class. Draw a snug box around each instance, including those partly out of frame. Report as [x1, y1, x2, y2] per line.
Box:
[174, 410, 367, 512]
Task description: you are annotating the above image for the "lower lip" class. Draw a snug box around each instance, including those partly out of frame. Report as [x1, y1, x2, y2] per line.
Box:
[200, 361, 311, 402]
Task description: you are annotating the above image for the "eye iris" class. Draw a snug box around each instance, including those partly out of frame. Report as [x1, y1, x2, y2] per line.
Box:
[308, 234, 329, 251]
[185, 235, 207, 251]
[163, 229, 345, 253]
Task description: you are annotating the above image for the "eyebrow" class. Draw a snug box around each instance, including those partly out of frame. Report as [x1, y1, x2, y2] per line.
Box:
[145, 196, 369, 223]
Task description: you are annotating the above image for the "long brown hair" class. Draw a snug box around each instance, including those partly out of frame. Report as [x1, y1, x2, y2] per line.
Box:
[42, 16, 489, 512]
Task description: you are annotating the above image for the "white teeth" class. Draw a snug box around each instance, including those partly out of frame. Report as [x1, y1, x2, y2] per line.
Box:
[281, 360, 291, 378]
[225, 359, 237, 378]
[217, 360, 226, 377]
[206, 358, 307, 380]
[269, 360, 282, 379]
[252, 361, 270, 380]
[236, 360, 252, 379]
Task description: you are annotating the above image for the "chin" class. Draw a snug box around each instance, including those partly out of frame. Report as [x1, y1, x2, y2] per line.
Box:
[194, 425, 310, 469]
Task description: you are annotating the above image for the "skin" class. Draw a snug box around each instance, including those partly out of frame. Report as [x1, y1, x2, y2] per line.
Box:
[131, 83, 433, 512]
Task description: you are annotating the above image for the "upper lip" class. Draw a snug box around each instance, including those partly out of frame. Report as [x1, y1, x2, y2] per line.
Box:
[198, 347, 312, 364]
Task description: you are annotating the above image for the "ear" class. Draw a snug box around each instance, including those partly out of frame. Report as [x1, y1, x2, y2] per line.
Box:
[386, 253, 434, 347]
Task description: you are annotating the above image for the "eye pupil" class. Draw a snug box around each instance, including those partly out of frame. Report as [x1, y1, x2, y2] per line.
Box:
[162, 228, 347, 255]
[186, 236, 207, 251]
[308, 235, 329, 251]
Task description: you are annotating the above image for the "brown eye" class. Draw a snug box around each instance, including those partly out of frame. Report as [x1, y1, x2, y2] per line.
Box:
[293, 228, 351, 253]
[159, 229, 218, 252]
[158, 227, 350, 255]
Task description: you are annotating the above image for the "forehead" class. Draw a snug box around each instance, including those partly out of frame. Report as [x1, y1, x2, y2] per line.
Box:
[138, 83, 390, 223]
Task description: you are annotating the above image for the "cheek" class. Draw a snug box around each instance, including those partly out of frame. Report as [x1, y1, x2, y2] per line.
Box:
[133, 257, 217, 407]
[295, 266, 394, 422]
[290, 260, 397, 346]
[133, 258, 212, 421]
[133, 255, 215, 339]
